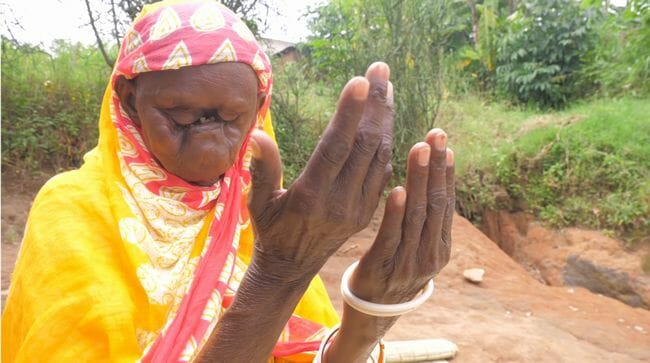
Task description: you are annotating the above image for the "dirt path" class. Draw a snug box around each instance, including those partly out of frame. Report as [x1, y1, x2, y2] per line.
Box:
[2, 175, 649, 362]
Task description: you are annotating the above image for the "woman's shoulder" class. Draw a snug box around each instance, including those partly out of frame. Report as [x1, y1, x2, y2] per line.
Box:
[31, 166, 113, 222]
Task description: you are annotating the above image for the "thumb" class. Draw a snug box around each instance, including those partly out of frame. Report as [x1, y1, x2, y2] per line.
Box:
[248, 129, 282, 215]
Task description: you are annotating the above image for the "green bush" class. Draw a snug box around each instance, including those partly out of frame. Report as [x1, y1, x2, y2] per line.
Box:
[496, 0, 594, 109]
[1, 39, 110, 172]
[306, 0, 466, 182]
[582, 0, 650, 97]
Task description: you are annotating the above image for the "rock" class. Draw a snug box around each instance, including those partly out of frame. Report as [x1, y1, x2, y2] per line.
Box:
[563, 254, 650, 309]
[479, 209, 650, 309]
[463, 268, 485, 283]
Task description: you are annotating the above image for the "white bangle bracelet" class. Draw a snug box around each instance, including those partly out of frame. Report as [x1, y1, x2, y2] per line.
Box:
[340, 261, 434, 317]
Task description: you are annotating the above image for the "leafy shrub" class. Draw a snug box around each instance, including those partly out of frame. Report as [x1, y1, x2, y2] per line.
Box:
[582, 0, 650, 97]
[496, 0, 594, 109]
[306, 0, 466, 182]
[1, 39, 110, 172]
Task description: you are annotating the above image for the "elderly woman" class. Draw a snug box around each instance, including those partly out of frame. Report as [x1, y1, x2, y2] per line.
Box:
[2, 1, 455, 362]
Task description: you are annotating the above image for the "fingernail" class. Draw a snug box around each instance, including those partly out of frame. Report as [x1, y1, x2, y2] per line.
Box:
[387, 81, 394, 103]
[350, 77, 369, 100]
[446, 149, 455, 166]
[418, 144, 430, 166]
[394, 186, 406, 206]
[435, 133, 447, 151]
[367, 62, 390, 80]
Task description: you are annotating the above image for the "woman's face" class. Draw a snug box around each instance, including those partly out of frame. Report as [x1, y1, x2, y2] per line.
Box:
[115, 63, 263, 186]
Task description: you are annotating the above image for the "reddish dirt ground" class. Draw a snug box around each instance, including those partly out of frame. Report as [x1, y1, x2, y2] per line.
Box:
[2, 173, 649, 362]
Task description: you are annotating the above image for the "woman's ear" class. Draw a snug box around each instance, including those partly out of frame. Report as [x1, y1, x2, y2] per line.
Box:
[114, 76, 141, 126]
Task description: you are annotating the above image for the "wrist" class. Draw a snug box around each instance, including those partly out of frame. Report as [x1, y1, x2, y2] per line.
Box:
[249, 245, 317, 287]
[323, 305, 392, 363]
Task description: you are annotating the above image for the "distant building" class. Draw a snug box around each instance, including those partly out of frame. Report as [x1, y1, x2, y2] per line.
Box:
[260, 37, 299, 65]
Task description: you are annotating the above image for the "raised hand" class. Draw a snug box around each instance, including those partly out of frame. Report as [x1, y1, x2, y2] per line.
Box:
[247, 62, 394, 278]
[350, 129, 454, 304]
[323, 130, 455, 363]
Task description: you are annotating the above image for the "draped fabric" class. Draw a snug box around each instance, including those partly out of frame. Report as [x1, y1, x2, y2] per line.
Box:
[2, 1, 339, 362]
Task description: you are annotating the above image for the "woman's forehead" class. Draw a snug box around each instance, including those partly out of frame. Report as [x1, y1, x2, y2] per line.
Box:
[135, 63, 260, 104]
[138, 62, 258, 86]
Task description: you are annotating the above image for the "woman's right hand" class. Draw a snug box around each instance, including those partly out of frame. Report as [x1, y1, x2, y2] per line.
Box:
[247, 62, 394, 281]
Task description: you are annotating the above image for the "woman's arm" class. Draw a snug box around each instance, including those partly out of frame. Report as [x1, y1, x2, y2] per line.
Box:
[195, 253, 313, 362]
[197, 62, 395, 362]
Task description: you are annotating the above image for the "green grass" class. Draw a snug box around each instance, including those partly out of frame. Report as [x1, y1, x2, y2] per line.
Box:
[449, 96, 650, 244]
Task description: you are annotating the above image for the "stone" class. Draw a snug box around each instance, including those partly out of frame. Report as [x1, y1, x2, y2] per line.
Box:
[463, 268, 485, 283]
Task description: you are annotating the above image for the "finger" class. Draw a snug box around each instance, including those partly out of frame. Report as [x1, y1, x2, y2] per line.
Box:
[419, 129, 448, 260]
[440, 149, 455, 262]
[398, 142, 431, 260]
[361, 139, 392, 213]
[363, 187, 406, 262]
[300, 77, 369, 189]
[337, 64, 392, 191]
[248, 129, 283, 216]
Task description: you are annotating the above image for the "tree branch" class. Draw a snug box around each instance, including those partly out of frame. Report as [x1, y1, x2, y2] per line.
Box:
[84, 0, 115, 68]
[110, 0, 122, 51]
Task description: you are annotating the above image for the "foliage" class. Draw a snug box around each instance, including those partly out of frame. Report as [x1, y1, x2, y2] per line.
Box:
[496, 0, 594, 109]
[581, 0, 650, 96]
[306, 0, 467, 181]
[455, 0, 503, 93]
[269, 61, 336, 185]
[1, 38, 109, 172]
[455, 97, 650, 244]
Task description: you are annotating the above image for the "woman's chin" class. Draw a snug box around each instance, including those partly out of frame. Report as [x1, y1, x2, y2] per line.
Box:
[167, 167, 224, 187]
[189, 177, 222, 187]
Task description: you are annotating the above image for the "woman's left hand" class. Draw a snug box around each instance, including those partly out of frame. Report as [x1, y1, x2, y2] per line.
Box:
[351, 128, 454, 306]
[324, 129, 455, 362]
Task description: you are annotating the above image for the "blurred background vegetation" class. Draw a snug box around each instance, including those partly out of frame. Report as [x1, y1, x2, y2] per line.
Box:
[1, 0, 648, 247]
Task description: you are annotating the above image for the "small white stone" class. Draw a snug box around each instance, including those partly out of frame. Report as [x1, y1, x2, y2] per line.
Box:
[569, 305, 579, 312]
[618, 318, 625, 323]
[463, 268, 485, 283]
[567, 288, 575, 294]
[525, 311, 532, 317]
[634, 325, 644, 332]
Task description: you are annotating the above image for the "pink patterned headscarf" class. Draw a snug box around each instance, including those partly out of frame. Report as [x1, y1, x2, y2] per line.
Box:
[110, 1, 276, 361]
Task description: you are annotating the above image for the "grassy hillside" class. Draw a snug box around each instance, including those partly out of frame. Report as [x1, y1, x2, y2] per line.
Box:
[442, 97, 649, 245]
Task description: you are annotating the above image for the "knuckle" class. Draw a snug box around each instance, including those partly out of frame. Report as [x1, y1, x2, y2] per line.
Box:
[377, 142, 393, 164]
[370, 83, 388, 103]
[404, 204, 427, 226]
[427, 190, 447, 215]
[318, 139, 350, 166]
[352, 130, 380, 156]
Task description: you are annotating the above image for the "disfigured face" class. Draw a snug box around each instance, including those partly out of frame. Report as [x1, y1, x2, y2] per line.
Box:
[115, 62, 264, 186]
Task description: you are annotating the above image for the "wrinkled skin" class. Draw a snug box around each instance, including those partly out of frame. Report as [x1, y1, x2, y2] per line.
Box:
[116, 62, 455, 363]
[115, 62, 264, 186]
